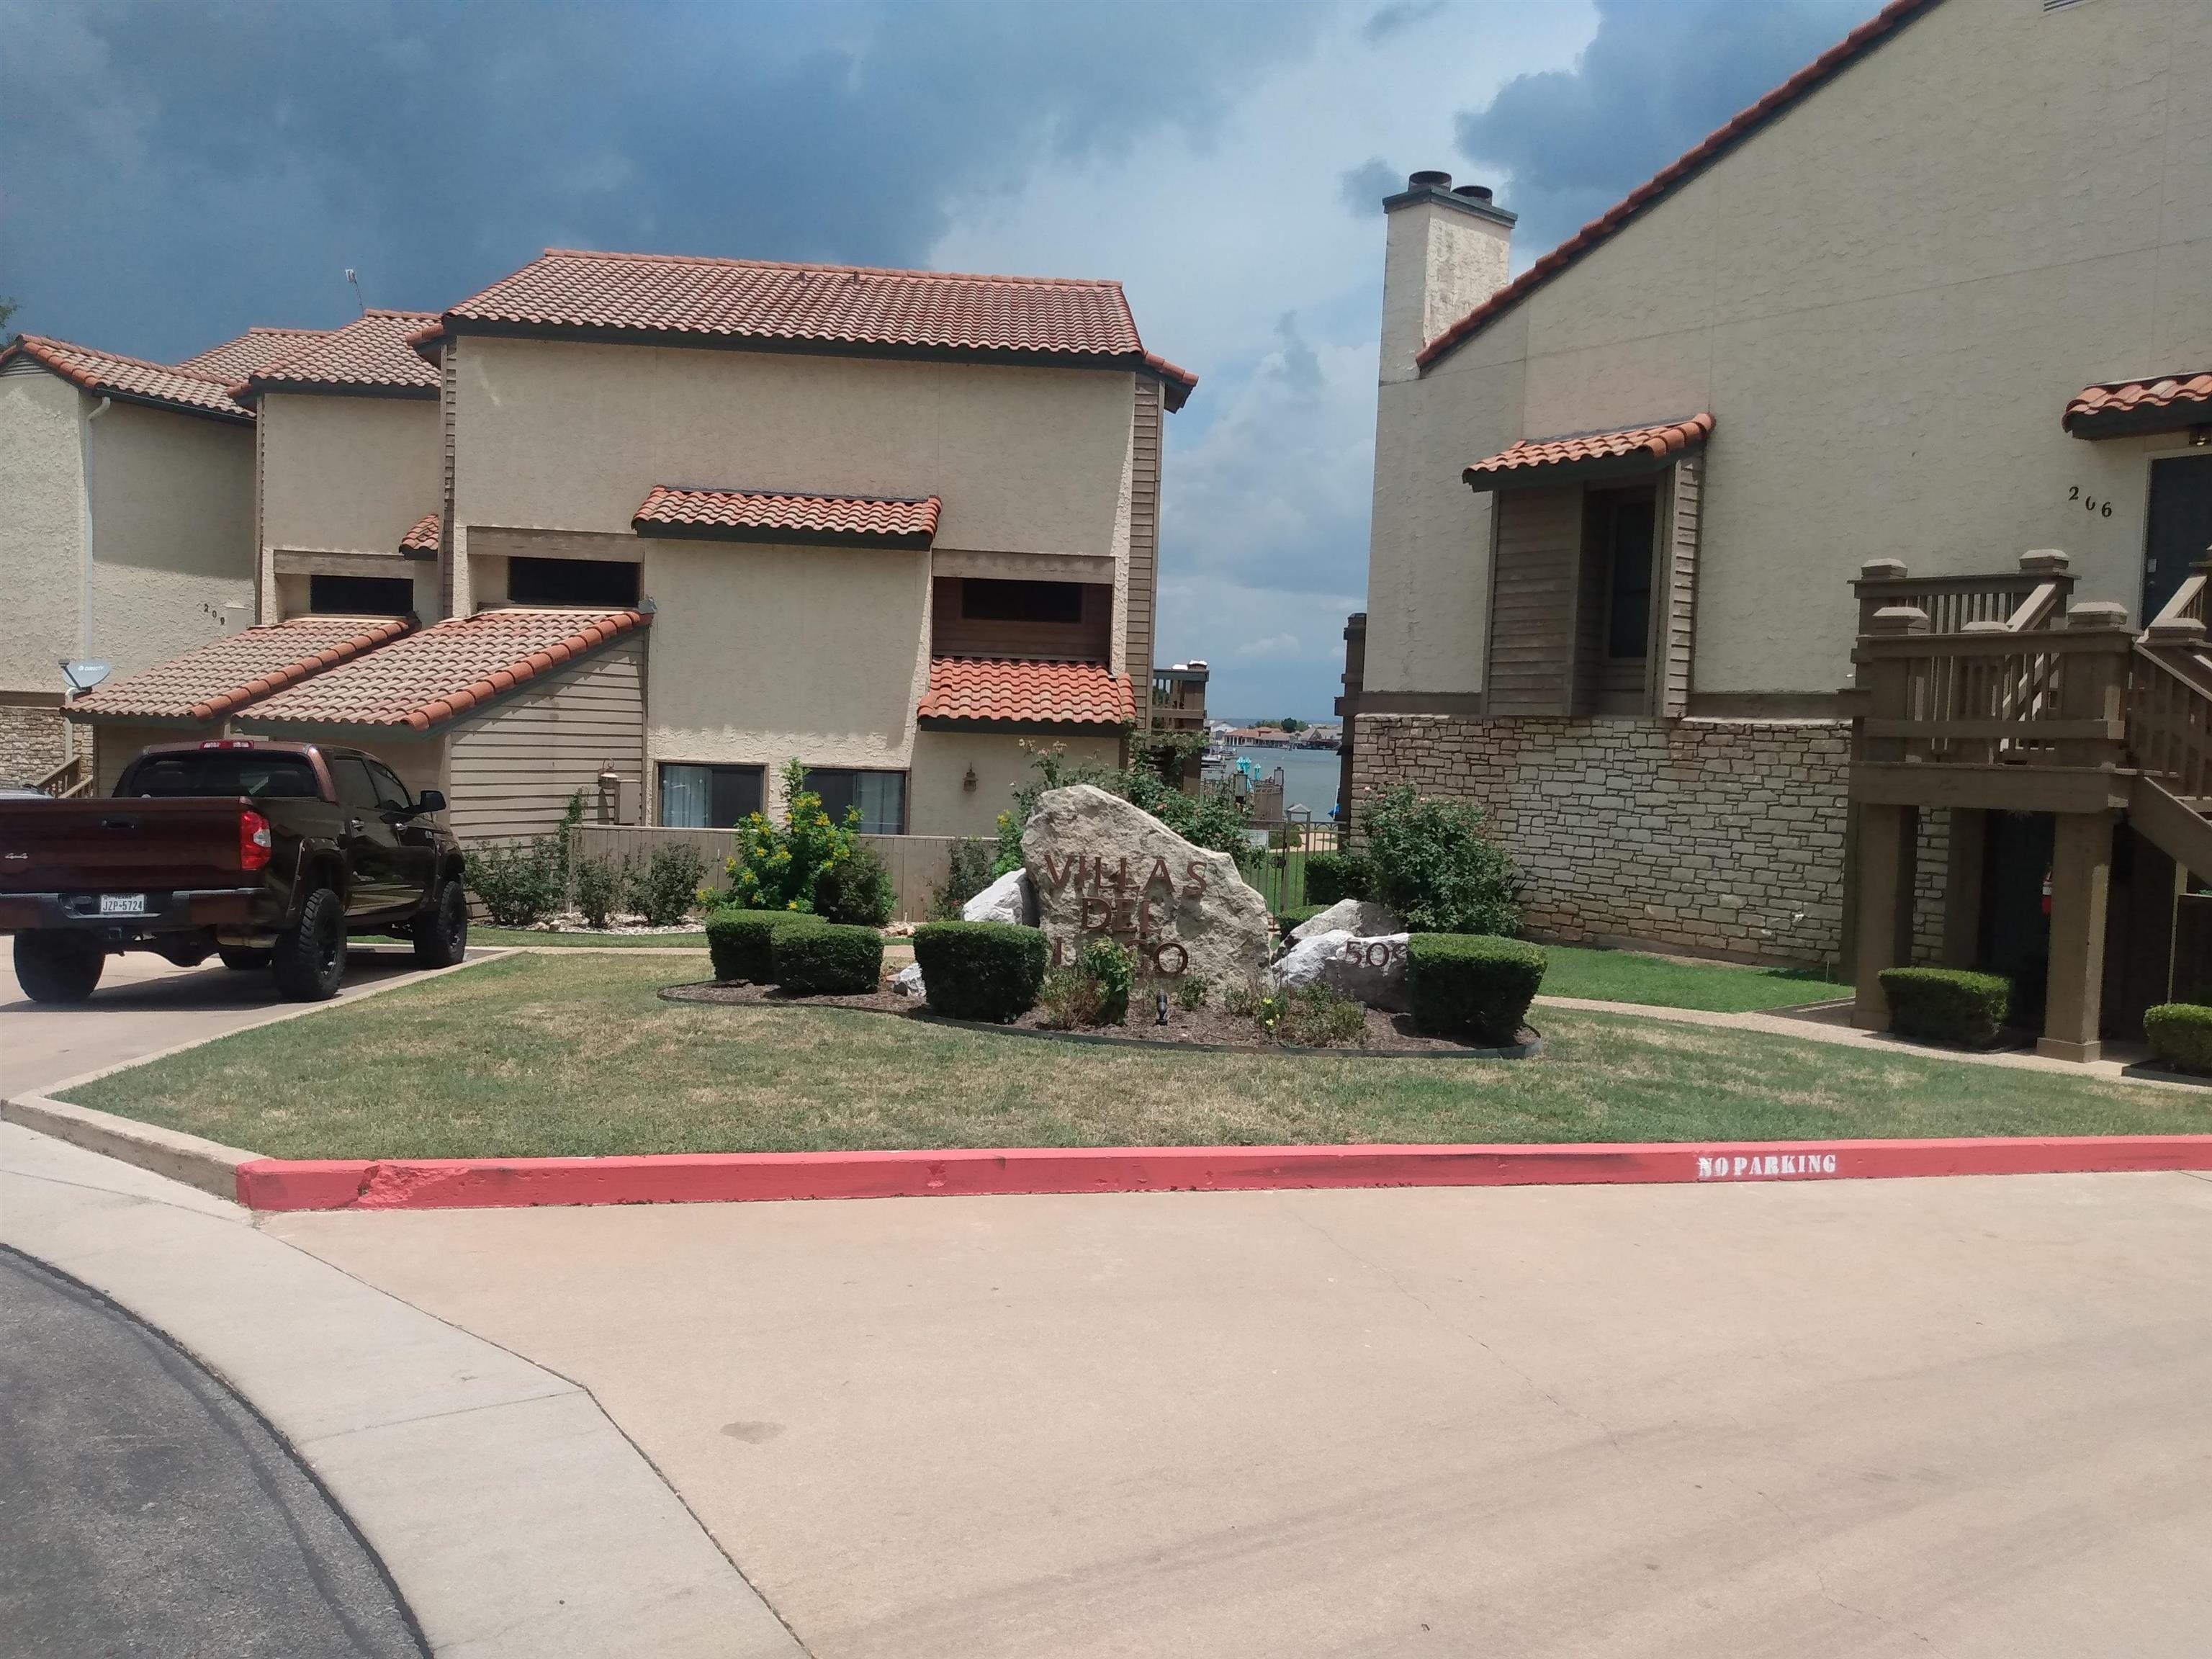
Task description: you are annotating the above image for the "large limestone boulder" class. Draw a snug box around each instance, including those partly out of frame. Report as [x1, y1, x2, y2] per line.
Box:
[1268, 929, 1411, 1012]
[961, 868, 1034, 926]
[1288, 898, 1402, 944]
[1021, 783, 1272, 989]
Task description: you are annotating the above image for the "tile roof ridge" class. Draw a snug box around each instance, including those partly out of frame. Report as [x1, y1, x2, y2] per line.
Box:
[652, 482, 940, 505]
[534, 246, 1128, 292]
[12, 333, 235, 385]
[1416, 0, 1947, 372]
[359, 308, 441, 320]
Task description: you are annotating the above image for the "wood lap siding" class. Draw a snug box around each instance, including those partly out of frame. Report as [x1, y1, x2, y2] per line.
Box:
[1485, 486, 1582, 716]
[445, 639, 645, 842]
[1657, 455, 1701, 719]
[1127, 378, 1161, 730]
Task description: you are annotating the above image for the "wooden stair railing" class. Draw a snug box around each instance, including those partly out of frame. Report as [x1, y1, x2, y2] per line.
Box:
[1852, 550, 2073, 637]
[33, 754, 91, 799]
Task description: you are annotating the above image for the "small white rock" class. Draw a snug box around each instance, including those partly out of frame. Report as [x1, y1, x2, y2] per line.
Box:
[892, 961, 926, 998]
[1268, 928, 1411, 1012]
[1288, 898, 1402, 943]
[961, 868, 1033, 926]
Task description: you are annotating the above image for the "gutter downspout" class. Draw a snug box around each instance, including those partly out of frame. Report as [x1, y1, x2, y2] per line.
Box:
[71, 395, 113, 770]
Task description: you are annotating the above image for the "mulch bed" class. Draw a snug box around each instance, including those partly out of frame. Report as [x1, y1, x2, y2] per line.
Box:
[660, 979, 1537, 1058]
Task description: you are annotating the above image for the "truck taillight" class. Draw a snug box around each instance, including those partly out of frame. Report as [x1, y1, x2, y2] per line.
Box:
[239, 809, 273, 871]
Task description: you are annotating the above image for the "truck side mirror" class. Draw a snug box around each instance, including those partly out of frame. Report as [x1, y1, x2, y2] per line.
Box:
[413, 788, 447, 815]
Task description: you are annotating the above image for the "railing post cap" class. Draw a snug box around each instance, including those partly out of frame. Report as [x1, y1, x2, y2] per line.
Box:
[1960, 619, 2010, 634]
[1857, 558, 1909, 583]
[2064, 600, 2130, 631]
[1867, 604, 1930, 634]
[2018, 549, 2071, 576]
[2145, 616, 2208, 644]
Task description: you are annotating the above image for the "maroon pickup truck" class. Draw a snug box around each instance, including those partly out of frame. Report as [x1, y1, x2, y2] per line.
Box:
[0, 739, 467, 1004]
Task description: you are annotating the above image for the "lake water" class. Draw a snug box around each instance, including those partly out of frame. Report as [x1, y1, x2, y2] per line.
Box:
[1227, 746, 1342, 821]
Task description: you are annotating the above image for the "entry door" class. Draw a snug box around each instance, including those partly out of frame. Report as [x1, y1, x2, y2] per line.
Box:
[2141, 454, 2212, 621]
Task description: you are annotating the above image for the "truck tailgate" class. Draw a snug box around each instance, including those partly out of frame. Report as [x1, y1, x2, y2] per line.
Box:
[0, 799, 252, 893]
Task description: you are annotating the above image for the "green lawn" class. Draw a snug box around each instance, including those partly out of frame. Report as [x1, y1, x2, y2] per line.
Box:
[60, 954, 2199, 1160]
[472, 927, 708, 949]
[1535, 943, 1847, 1013]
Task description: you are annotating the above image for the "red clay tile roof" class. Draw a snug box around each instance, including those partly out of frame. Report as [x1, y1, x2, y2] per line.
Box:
[442, 249, 1196, 409]
[240, 310, 441, 398]
[399, 513, 441, 557]
[633, 485, 940, 547]
[66, 616, 412, 723]
[917, 657, 1134, 728]
[1418, 0, 1946, 372]
[1464, 413, 1713, 485]
[0, 336, 251, 423]
[2063, 371, 2212, 438]
[241, 608, 649, 732]
[178, 327, 331, 381]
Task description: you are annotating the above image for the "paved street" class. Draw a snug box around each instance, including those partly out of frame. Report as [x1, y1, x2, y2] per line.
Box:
[0, 1246, 425, 1658]
[271, 1169, 2212, 1659]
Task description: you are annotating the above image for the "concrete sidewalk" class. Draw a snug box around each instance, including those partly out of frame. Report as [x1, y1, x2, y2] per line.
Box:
[0, 1123, 799, 1658]
[269, 1167, 2212, 1658]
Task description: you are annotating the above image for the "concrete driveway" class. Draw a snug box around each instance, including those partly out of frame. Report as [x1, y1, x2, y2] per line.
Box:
[1, 948, 470, 1099]
[270, 1170, 2212, 1659]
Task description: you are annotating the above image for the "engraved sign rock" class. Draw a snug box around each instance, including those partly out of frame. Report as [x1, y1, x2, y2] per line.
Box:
[1021, 784, 1272, 986]
[1268, 929, 1411, 1012]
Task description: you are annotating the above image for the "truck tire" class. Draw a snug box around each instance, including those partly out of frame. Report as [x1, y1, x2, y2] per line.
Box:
[218, 946, 273, 972]
[271, 886, 347, 1001]
[14, 932, 105, 1004]
[413, 878, 469, 968]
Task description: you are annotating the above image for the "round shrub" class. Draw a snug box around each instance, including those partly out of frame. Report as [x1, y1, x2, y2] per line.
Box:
[1407, 934, 1547, 1043]
[772, 922, 883, 995]
[2144, 1003, 2212, 1074]
[816, 840, 896, 926]
[912, 920, 1048, 1022]
[1361, 785, 1518, 935]
[1878, 967, 2009, 1048]
[706, 909, 819, 984]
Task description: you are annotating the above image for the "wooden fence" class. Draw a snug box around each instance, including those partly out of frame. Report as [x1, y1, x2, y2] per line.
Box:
[571, 824, 965, 923]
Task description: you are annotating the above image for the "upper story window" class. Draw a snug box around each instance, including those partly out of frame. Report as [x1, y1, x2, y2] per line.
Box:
[508, 557, 639, 608]
[308, 574, 413, 616]
[961, 580, 1084, 623]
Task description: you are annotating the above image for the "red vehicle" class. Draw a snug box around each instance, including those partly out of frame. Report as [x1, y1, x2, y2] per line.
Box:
[0, 739, 467, 1004]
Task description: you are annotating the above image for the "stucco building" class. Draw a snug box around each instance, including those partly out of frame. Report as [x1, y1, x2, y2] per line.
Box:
[0, 333, 269, 783]
[56, 248, 1195, 848]
[1349, 0, 2211, 1055]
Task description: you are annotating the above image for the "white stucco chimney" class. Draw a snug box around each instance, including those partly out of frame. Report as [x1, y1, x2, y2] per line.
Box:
[1377, 171, 1515, 385]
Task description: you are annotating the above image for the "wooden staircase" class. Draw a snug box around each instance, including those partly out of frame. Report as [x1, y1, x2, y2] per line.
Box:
[1846, 547, 2212, 1058]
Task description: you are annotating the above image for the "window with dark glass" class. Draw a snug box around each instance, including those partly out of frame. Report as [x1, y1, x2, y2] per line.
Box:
[309, 574, 414, 616]
[801, 768, 907, 835]
[659, 763, 763, 829]
[121, 752, 320, 799]
[960, 580, 1084, 624]
[1601, 493, 1657, 660]
[508, 557, 641, 608]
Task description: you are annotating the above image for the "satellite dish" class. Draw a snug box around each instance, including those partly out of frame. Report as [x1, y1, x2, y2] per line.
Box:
[61, 660, 111, 694]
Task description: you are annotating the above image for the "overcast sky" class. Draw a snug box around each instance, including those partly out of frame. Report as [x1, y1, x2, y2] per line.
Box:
[1, 0, 1878, 719]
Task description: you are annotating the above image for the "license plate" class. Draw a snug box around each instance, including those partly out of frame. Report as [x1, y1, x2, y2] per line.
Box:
[98, 893, 148, 916]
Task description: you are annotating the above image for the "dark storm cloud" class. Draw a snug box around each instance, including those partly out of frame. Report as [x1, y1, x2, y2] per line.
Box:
[1337, 158, 1401, 215]
[0, 0, 1320, 360]
[1455, 0, 1883, 255]
[1362, 1, 1447, 43]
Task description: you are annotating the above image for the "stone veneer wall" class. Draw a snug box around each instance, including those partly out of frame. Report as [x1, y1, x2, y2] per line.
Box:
[1352, 714, 1856, 967]
[0, 703, 68, 785]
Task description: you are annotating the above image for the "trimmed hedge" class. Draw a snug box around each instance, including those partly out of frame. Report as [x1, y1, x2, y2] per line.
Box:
[705, 909, 820, 984]
[1407, 934, 1547, 1043]
[772, 922, 883, 995]
[912, 920, 1048, 1023]
[1879, 967, 2010, 1048]
[1305, 850, 1372, 908]
[2142, 1002, 2212, 1074]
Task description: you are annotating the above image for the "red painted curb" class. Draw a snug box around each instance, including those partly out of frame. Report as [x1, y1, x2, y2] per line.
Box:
[232, 1135, 2212, 1212]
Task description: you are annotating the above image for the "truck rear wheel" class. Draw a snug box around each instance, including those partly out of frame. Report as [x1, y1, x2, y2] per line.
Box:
[14, 932, 105, 1004]
[413, 878, 469, 968]
[272, 886, 346, 1001]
